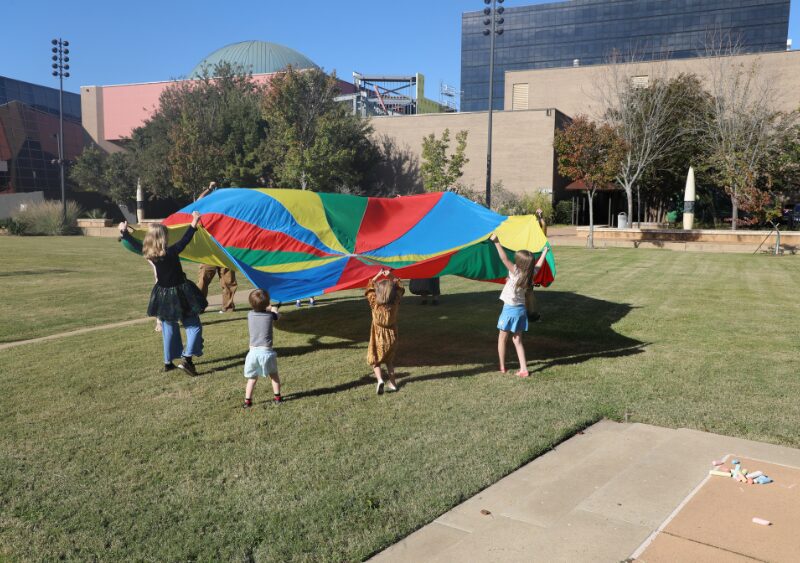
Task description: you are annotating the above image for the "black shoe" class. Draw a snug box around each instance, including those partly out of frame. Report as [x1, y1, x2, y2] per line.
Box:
[527, 312, 541, 322]
[178, 357, 198, 376]
[162, 362, 177, 373]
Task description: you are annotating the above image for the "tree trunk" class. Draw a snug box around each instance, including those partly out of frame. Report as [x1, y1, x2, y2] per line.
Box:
[731, 187, 738, 231]
[636, 186, 642, 228]
[587, 190, 595, 249]
[625, 184, 633, 229]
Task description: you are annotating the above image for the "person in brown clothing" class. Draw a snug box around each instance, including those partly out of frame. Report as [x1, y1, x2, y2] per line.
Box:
[197, 264, 238, 313]
[365, 268, 404, 395]
[196, 181, 237, 312]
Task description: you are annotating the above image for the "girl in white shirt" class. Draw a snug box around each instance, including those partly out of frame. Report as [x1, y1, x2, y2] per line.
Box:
[489, 234, 549, 377]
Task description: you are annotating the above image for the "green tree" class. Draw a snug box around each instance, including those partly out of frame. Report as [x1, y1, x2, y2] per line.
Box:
[69, 145, 136, 205]
[698, 52, 796, 229]
[130, 62, 267, 199]
[641, 74, 713, 223]
[420, 129, 469, 192]
[554, 115, 625, 248]
[261, 67, 377, 191]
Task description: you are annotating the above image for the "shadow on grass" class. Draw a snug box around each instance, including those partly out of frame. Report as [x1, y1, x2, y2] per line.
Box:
[273, 289, 646, 396]
[0, 268, 76, 277]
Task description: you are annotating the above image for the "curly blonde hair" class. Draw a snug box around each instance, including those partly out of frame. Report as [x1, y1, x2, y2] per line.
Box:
[142, 224, 169, 260]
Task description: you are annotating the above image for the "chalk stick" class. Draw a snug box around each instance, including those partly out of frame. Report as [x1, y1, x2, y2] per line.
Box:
[732, 459, 740, 465]
[747, 478, 754, 485]
[712, 459, 724, 466]
[752, 517, 771, 526]
[746, 471, 764, 479]
[755, 476, 773, 485]
[710, 470, 731, 477]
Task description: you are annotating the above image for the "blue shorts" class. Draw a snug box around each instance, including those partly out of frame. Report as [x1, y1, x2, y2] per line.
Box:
[497, 304, 528, 333]
[244, 347, 278, 378]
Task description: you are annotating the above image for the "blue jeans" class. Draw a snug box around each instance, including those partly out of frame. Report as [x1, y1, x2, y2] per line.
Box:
[161, 314, 203, 363]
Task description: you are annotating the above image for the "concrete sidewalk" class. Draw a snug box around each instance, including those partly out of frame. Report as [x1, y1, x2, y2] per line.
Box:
[371, 420, 800, 562]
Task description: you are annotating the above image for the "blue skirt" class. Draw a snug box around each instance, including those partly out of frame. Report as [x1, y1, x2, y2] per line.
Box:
[497, 304, 528, 333]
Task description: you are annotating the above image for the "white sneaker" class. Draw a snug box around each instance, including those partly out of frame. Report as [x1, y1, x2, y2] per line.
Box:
[376, 381, 385, 395]
[387, 382, 397, 392]
[295, 300, 302, 307]
[309, 297, 316, 306]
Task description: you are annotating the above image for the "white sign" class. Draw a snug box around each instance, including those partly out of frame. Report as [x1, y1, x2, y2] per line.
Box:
[0, 160, 7, 172]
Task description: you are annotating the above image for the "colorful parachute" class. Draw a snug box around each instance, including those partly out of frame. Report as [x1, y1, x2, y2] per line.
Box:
[123, 188, 556, 301]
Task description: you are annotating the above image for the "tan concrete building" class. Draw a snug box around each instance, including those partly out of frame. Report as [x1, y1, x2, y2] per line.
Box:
[371, 49, 800, 203]
[505, 50, 800, 117]
[369, 108, 570, 199]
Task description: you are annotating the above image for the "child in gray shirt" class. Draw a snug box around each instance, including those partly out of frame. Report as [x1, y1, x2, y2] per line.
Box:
[243, 289, 282, 408]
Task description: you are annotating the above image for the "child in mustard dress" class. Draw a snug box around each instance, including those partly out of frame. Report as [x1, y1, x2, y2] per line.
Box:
[365, 269, 404, 394]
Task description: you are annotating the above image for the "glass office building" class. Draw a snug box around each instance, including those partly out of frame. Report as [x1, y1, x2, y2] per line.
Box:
[461, 0, 791, 111]
[0, 76, 85, 194]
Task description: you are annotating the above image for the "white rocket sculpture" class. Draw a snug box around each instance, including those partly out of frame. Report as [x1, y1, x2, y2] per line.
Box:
[683, 167, 695, 230]
[136, 179, 145, 223]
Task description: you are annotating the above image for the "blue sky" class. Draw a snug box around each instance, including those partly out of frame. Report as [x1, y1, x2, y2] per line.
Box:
[2, 0, 798, 107]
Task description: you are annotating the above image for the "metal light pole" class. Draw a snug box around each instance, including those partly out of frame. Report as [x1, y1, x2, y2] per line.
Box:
[51, 38, 70, 222]
[483, 0, 504, 210]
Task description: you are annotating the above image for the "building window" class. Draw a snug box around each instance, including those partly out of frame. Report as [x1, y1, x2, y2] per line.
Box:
[512, 83, 529, 110]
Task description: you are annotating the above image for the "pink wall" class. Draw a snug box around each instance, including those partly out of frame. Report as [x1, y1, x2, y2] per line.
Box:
[99, 75, 355, 141]
[101, 81, 174, 141]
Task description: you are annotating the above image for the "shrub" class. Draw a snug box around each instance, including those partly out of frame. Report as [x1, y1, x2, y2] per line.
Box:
[0, 218, 26, 235]
[517, 192, 554, 222]
[85, 208, 107, 219]
[554, 200, 574, 224]
[12, 200, 83, 235]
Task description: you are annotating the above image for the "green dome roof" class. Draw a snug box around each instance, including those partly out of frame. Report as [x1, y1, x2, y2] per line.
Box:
[191, 40, 319, 76]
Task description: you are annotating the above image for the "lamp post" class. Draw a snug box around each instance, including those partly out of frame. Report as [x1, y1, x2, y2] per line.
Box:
[51, 38, 70, 222]
[483, 0, 504, 210]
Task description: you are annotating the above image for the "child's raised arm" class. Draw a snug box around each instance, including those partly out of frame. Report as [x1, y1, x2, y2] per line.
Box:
[533, 246, 549, 272]
[118, 221, 143, 253]
[489, 234, 515, 273]
[169, 211, 202, 255]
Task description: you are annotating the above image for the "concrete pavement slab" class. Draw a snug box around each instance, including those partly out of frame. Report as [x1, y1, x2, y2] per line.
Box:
[370, 522, 469, 563]
[577, 430, 721, 528]
[372, 421, 800, 562]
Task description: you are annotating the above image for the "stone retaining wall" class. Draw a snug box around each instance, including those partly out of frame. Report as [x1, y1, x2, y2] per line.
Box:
[576, 227, 799, 247]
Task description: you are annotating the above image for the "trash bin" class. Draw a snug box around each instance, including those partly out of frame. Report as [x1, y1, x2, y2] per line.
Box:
[666, 210, 678, 225]
[618, 212, 628, 229]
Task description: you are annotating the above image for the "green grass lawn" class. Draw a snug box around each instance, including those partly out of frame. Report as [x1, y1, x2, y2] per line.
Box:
[1, 238, 799, 560]
[0, 236, 253, 343]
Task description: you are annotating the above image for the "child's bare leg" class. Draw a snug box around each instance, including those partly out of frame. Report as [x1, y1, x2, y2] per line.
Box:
[245, 378, 257, 406]
[498, 331, 510, 372]
[269, 373, 281, 395]
[511, 332, 528, 375]
[373, 365, 385, 395]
